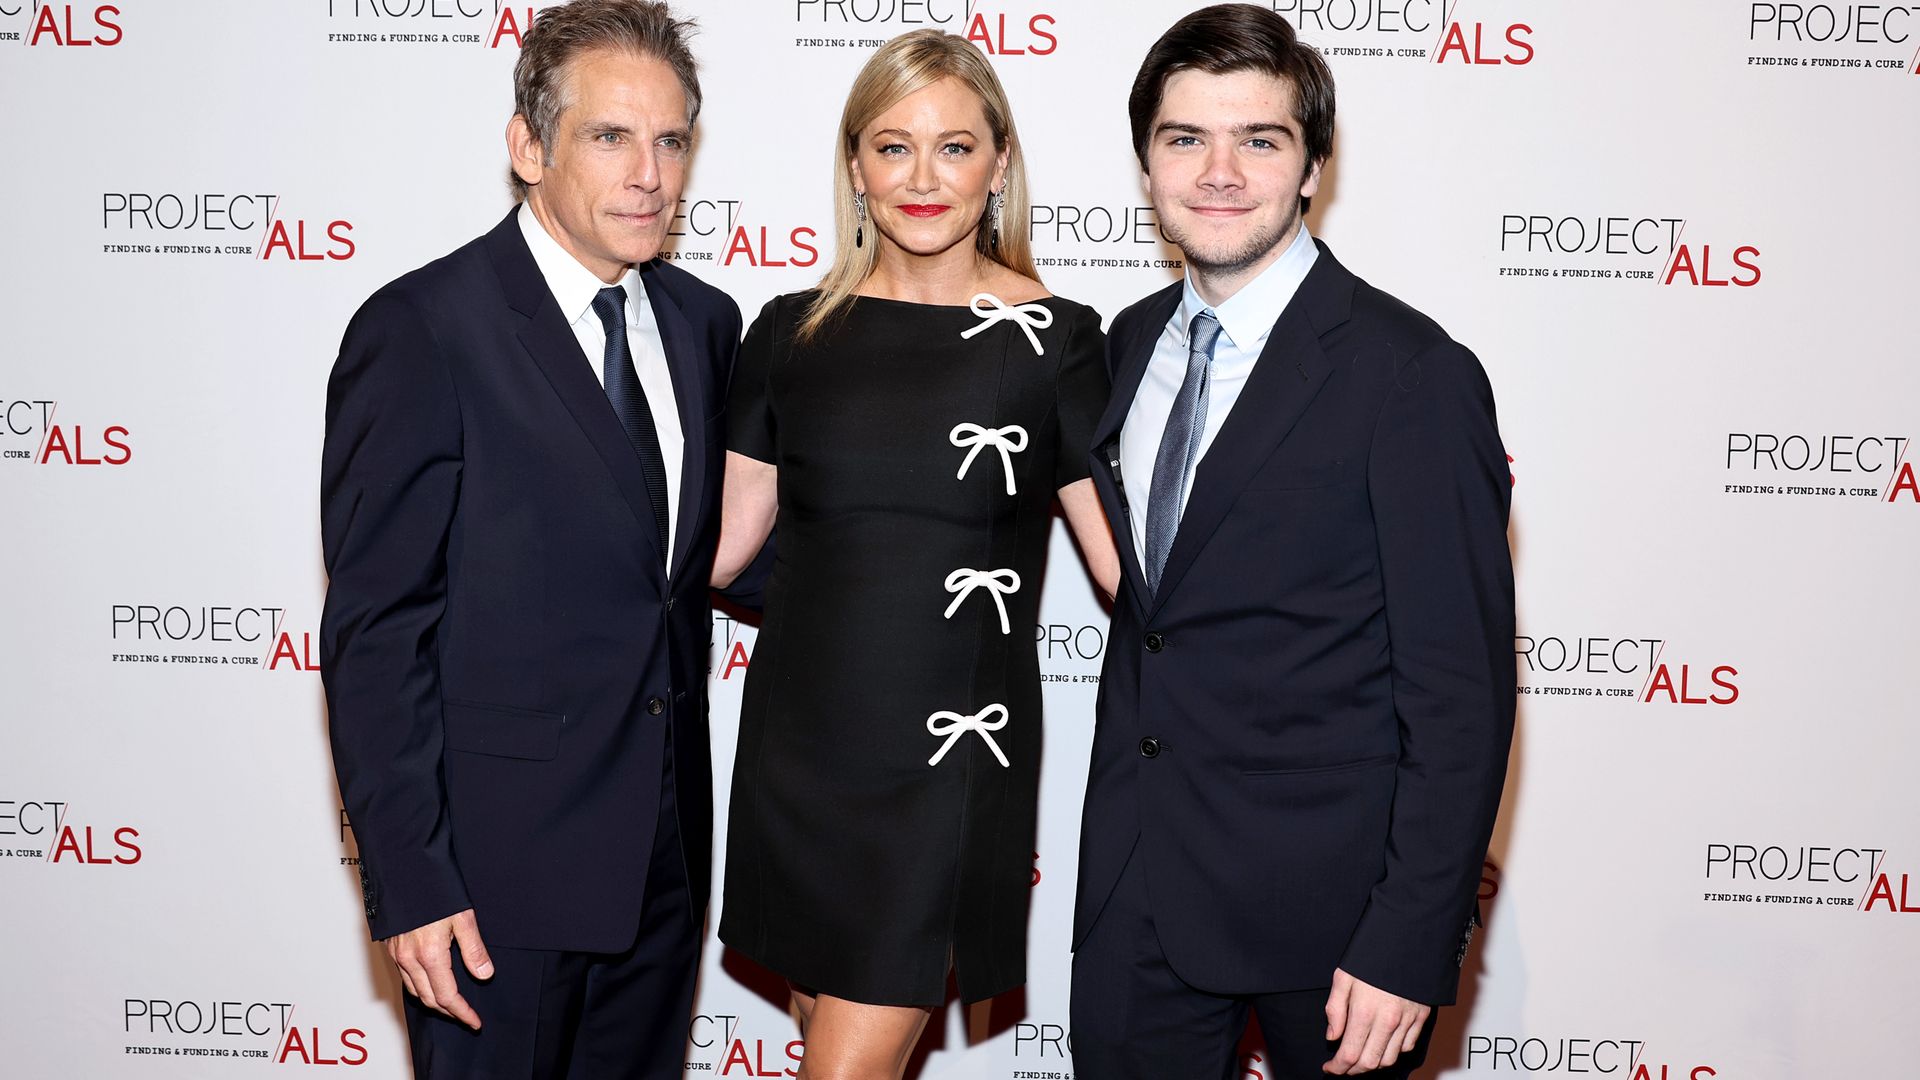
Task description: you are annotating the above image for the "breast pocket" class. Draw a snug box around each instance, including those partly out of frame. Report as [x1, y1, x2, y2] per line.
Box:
[441, 699, 566, 761]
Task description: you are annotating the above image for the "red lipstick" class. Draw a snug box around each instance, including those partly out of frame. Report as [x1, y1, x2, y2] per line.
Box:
[898, 204, 952, 218]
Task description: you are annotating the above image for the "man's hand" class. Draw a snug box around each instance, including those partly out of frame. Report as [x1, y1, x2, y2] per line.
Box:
[385, 908, 494, 1030]
[1323, 967, 1430, 1074]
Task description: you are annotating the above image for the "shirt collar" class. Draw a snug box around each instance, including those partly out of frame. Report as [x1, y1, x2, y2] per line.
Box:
[517, 201, 641, 329]
[1176, 224, 1319, 353]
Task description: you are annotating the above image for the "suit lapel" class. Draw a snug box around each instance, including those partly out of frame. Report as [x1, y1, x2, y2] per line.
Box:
[641, 261, 712, 583]
[484, 211, 669, 584]
[1091, 284, 1180, 619]
[1148, 243, 1354, 617]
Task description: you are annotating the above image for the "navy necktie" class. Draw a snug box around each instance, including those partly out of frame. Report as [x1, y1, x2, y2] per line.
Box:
[1144, 311, 1222, 596]
[592, 285, 671, 564]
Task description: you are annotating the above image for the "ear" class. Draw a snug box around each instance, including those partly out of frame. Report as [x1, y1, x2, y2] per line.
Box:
[848, 156, 866, 197]
[1300, 155, 1325, 201]
[992, 144, 1010, 194]
[507, 114, 546, 190]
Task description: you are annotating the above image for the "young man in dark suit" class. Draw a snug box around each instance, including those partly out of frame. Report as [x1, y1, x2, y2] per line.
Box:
[1070, 6, 1516, 1077]
[320, 3, 753, 1075]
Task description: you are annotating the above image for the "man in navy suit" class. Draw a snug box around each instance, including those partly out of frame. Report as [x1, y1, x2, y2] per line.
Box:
[1070, 6, 1515, 1078]
[320, 3, 749, 1075]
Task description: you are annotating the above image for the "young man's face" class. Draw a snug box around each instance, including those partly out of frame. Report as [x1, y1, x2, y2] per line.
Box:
[1144, 68, 1321, 283]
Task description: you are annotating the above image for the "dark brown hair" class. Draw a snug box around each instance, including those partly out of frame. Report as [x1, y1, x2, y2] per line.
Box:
[1128, 4, 1335, 212]
[511, 0, 702, 199]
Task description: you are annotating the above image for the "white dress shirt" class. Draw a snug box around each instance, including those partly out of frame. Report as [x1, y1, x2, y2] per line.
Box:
[1119, 224, 1320, 567]
[517, 202, 685, 565]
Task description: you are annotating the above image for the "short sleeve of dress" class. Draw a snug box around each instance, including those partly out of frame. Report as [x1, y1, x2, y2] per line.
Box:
[1052, 302, 1110, 489]
[727, 296, 784, 465]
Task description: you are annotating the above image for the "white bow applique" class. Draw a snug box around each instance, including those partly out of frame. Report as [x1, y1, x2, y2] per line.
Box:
[960, 292, 1053, 356]
[944, 568, 1022, 635]
[926, 704, 1011, 768]
[949, 423, 1028, 496]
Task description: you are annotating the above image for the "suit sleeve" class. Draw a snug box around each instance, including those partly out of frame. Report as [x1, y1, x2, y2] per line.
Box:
[1341, 338, 1515, 1006]
[319, 291, 471, 941]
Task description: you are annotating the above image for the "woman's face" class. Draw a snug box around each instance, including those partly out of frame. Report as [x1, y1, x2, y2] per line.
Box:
[850, 76, 1010, 262]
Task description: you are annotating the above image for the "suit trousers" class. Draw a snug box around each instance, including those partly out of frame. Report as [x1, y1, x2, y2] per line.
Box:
[404, 727, 697, 1079]
[1070, 842, 1435, 1080]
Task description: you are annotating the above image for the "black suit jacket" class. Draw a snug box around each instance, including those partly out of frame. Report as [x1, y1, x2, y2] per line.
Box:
[1074, 241, 1515, 1006]
[321, 209, 743, 951]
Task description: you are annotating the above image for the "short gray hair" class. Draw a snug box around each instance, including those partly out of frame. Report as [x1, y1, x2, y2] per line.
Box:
[509, 0, 702, 198]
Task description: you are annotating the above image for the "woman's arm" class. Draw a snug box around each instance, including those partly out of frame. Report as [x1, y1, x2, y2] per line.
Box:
[712, 450, 777, 588]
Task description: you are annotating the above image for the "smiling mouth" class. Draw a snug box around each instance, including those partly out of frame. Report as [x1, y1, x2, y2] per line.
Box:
[897, 204, 953, 218]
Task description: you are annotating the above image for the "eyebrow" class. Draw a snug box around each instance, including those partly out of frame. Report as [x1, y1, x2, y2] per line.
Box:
[1155, 121, 1297, 140]
[873, 127, 980, 140]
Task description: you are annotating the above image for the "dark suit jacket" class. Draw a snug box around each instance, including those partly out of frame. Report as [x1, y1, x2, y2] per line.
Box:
[1074, 240, 1515, 1006]
[320, 208, 743, 952]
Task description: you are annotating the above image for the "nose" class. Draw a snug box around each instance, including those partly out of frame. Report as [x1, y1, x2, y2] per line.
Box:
[1197, 142, 1244, 194]
[628, 143, 662, 194]
[908, 149, 939, 197]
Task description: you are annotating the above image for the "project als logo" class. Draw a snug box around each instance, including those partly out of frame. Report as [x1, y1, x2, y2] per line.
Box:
[1464, 1037, 1720, 1078]
[1700, 842, 1920, 915]
[1494, 215, 1761, 287]
[99, 193, 356, 262]
[686, 1014, 802, 1076]
[122, 997, 373, 1065]
[0, 3, 123, 46]
[1037, 621, 1105, 682]
[1270, 0, 1534, 66]
[0, 398, 131, 466]
[1745, 3, 1920, 75]
[1029, 204, 1184, 276]
[661, 197, 820, 270]
[711, 612, 756, 683]
[1516, 635, 1740, 706]
[0, 799, 142, 867]
[323, 1, 563, 49]
[1722, 431, 1917, 505]
[109, 604, 321, 673]
[790, 0, 1056, 57]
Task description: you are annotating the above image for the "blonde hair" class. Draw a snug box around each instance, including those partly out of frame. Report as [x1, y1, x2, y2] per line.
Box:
[798, 29, 1039, 343]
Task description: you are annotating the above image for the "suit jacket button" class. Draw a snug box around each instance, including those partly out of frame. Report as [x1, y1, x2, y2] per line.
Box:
[646, 697, 665, 716]
[1139, 737, 1161, 758]
[1143, 632, 1164, 653]
[665, 597, 676, 612]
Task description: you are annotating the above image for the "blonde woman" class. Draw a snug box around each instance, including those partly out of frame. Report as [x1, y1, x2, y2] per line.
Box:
[709, 29, 1119, 1079]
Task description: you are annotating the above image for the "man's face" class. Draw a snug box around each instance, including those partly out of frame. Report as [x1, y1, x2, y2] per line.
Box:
[1143, 68, 1321, 282]
[510, 49, 690, 283]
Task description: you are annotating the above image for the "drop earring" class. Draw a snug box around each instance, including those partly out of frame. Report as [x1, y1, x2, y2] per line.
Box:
[854, 191, 867, 249]
[989, 189, 1004, 247]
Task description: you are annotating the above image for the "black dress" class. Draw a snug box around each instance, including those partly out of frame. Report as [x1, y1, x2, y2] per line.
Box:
[719, 291, 1108, 1006]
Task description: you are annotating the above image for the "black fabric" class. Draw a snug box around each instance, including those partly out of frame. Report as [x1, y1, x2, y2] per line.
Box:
[322, 206, 744, 953]
[1073, 240, 1514, 1006]
[1070, 843, 1434, 1080]
[718, 292, 1108, 1006]
[405, 733, 697, 1079]
[592, 285, 671, 561]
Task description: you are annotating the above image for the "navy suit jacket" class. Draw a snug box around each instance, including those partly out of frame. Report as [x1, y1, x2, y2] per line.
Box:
[321, 209, 743, 952]
[1074, 241, 1515, 1006]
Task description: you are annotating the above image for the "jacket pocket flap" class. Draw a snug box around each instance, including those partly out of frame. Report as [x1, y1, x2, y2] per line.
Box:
[441, 699, 564, 761]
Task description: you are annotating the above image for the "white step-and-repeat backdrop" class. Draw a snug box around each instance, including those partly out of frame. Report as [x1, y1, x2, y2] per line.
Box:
[3, 1, 1917, 1077]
